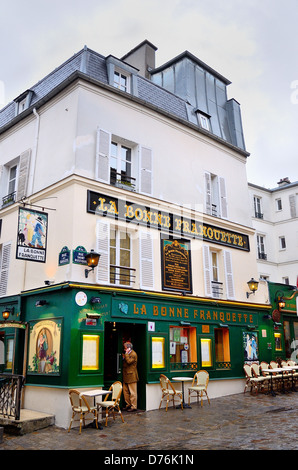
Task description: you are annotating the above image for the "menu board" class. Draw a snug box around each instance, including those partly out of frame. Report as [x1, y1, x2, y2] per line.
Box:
[161, 239, 192, 293]
[82, 335, 99, 370]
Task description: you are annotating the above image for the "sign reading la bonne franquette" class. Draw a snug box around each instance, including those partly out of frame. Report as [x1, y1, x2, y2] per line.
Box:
[87, 190, 250, 251]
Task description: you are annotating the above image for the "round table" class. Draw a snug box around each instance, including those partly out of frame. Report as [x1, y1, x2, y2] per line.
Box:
[172, 377, 193, 409]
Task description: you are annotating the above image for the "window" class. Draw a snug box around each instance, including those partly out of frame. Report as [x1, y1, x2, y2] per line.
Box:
[110, 227, 133, 286]
[253, 196, 263, 219]
[113, 70, 129, 92]
[204, 172, 228, 219]
[200, 338, 212, 367]
[279, 236, 286, 250]
[1, 150, 31, 207]
[170, 326, 197, 370]
[214, 328, 231, 366]
[256, 234, 267, 260]
[0, 242, 11, 296]
[96, 129, 153, 195]
[276, 198, 282, 211]
[110, 142, 134, 188]
[96, 220, 154, 290]
[203, 245, 235, 300]
[198, 113, 210, 130]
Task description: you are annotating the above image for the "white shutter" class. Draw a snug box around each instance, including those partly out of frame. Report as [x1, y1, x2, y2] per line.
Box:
[204, 172, 212, 215]
[17, 149, 31, 201]
[95, 128, 111, 183]
[139, 231, 154, 290]
[289, 195, 296, 218]
[219, 177, 228, 219]
[95, 219, 110, 284]
[224, 250, 235, 300]
[202, 245, 212, 297]
[0, 242, 11, 297]
[139, 146, 153, 195]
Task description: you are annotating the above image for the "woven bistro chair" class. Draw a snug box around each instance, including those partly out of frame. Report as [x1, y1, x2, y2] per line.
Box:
[159, 374, 183, 411]
[68, 389, 98, 434]
[188, 370, 210, 407]
[251, 363, 270, 393]
[96, 381, 124, 427]
[243, 364, 265, 394]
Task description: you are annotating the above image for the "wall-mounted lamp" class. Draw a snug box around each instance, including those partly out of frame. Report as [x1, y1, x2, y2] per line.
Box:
[112, 322, 117, 332]
[246, 278, 259, 298]
[90, 296, 101, 304]
[276, 296, 286, 311]
[2, 307, 14, 320]
[35, 300, 48, 307]
[85, 250, 100, 278]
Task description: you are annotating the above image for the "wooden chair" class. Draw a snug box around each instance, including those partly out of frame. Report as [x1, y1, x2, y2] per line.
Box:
[68, 389, 98, 434]
[97, 381, 124, 427]
[159, 374, 183, 411]
[188, 370, 210, 407]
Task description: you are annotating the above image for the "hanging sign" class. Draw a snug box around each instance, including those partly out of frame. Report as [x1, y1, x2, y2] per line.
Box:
[16, 207, 48, 262]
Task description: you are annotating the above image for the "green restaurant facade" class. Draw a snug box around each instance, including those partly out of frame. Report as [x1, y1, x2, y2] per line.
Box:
[3, 279, 294, 414]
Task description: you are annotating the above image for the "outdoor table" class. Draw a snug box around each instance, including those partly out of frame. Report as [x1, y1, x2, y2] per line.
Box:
[262, 368, 283, 396]
[172, 376, 193, 409]
[281, 366, 298, 392]
[80, 389, 111, 428]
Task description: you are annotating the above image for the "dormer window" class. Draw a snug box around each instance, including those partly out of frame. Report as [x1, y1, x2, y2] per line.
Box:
[113, 70, 129, 92]
[106, 55, 138, 96]
[199, 113, 210, 130]
[194, 108, 211, 131]
[14, 90, 33, 116]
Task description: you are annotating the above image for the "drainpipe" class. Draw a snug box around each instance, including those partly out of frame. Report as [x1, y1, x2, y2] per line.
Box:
[27, 107, 40, 196]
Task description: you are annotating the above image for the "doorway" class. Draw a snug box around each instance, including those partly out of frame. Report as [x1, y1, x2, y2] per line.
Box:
[284, 318, 298, 360]
[104, 321, 146, 410]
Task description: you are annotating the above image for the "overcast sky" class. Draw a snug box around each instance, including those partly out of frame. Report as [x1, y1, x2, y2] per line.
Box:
[1, 0, 298, 188]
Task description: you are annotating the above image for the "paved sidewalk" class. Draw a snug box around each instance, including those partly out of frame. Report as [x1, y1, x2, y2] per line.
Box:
[0, 392, 297, 451]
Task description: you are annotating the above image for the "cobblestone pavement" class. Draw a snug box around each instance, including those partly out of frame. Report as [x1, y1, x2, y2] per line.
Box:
[1, 392, 297, 451]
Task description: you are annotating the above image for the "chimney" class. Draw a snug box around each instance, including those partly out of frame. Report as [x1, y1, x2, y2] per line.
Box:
[121, 40, 158, 79]
[277, 177, 291, 187]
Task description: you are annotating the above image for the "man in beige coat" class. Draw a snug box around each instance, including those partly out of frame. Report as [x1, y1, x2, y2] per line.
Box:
[122, 341, 139, 412]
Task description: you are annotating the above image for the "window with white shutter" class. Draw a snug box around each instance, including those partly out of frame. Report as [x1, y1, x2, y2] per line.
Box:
[139, 231, 154, 290]
[289, 194, 297, 218]
[223, 250, 235, 300]
[96, 129, 153, 195]
[96, 219, 110, 284]
[203, 245, 212, 297]
[204, 172, 228, 219]
[0, 242, 11, 297]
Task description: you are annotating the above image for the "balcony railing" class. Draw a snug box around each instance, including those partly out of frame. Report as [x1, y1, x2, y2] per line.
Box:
[2, 191, 16, 208]
[110, 265, 136, 286]
[211, 281, 223, 298]
[0, 374, 24, 420]
[110, 170, 136, 191]
[254, 211, 263, 219]
[258, 252, 267, 260]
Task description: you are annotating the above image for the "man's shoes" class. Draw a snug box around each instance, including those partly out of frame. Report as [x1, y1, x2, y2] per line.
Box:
[127, 408, 137, 412]
[123, 405, 131, 411]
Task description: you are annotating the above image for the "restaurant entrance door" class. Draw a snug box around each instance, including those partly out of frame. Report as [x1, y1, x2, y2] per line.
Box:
[103, 321, 146, 410]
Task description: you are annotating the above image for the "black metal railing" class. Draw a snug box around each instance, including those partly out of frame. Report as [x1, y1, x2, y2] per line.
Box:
[212, 281, 223, 298]
[170, 362, 198, 371]
[258, 251, 267, 260]
[2, 191, 16, 208]
[110, 265, 136, 286]
[0, 374, 24, 420]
